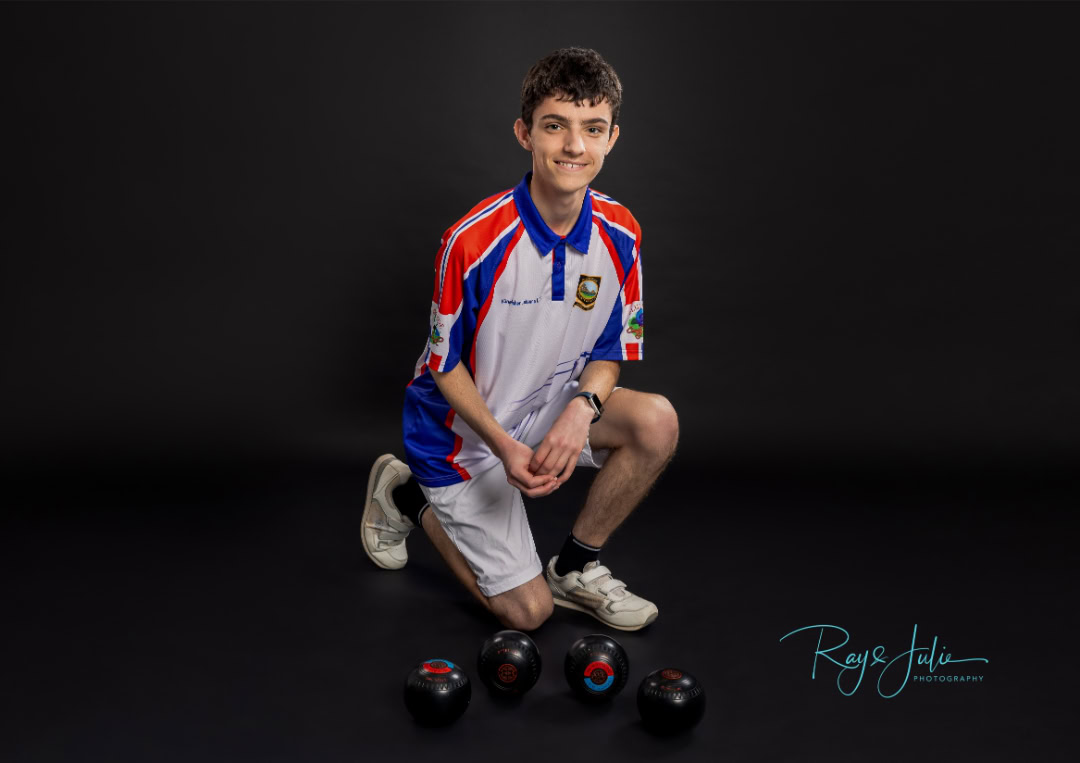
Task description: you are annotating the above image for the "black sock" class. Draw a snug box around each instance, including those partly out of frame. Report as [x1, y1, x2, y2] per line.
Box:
[555, 533, 601, 576]
[391, 479, 429, 527]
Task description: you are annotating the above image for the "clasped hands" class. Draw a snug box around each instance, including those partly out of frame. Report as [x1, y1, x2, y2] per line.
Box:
[497, 397, 594, 498]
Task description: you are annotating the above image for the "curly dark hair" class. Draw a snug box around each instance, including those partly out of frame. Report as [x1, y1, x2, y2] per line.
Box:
[520, 48, 623, 134]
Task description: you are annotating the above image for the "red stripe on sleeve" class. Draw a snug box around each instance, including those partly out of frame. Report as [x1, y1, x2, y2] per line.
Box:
[470, 223, 524, 372]
[437, 241, 466, 316]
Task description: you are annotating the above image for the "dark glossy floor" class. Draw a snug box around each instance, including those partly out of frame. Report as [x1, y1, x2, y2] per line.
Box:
[4, 459, 1074, 762]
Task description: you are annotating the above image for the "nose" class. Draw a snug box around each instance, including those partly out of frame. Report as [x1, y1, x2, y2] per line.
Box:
[563, 128, 586, 156]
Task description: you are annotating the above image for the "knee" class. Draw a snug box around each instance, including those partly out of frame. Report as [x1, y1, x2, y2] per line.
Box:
[495, 591, 554, 632]
[631, 394, 679, 459]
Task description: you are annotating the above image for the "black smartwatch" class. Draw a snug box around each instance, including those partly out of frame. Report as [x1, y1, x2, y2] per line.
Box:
[574, 391, 604, 423]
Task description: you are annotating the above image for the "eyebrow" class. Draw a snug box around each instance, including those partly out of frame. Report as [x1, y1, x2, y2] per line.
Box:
[538, 113, 610, 126]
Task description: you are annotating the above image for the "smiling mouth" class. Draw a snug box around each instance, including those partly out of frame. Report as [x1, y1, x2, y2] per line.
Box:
[555, 161, 588, 171]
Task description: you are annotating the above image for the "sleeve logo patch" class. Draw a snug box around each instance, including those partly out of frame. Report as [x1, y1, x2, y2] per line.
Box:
[626, 301, 643, 339]
[574, 275, 602, 310]
[430, 306, 445, 346]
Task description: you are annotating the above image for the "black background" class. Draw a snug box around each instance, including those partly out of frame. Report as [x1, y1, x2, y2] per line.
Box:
[2, 2, 1077, 761]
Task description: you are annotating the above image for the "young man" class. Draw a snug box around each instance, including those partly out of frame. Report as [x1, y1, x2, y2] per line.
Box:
[362, 48, 677, 632]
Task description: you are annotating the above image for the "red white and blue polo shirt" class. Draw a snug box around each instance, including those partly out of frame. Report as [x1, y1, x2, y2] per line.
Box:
[402, 171, 644, 487]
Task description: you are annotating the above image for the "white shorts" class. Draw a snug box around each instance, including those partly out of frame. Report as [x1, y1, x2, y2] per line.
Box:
[418, 380, 613, 598]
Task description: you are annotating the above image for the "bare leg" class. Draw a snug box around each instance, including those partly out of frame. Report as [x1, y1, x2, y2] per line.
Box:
[421, 508, 553, 631]
[572, 389, 679, 547]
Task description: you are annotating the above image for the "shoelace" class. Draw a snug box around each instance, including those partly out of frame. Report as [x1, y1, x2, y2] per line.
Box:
[578, 564, 629, 600]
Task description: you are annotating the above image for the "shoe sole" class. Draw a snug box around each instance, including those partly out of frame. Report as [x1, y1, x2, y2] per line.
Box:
[362, 453, 406, 571]
[550, 594, 659, 632]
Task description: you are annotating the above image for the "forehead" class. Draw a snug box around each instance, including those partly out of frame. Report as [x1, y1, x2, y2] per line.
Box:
[533, 94, 613, 123]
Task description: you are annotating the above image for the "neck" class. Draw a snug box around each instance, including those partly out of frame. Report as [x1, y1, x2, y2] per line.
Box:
[528, 173, 585, 237]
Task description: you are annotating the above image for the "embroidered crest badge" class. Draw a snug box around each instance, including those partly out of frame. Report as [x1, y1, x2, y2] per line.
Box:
[574, 275, 602, 310]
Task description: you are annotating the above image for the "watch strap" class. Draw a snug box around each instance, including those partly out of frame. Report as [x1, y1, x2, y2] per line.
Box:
[574, 391, 603, 423]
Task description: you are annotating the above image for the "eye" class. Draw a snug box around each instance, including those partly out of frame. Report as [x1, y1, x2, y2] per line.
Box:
[545, 123, 563, 131]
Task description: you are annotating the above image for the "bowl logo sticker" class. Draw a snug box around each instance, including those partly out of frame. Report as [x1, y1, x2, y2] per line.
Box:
[583, 660, 615, 691]
[423, 660, 455, 674]
[574, 275, 602, 311]
[497, 664, 518, 684]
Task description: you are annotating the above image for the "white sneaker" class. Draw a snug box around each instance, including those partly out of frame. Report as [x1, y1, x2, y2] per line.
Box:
[362, 454, 416, 570]
[546, 557, 659, 631]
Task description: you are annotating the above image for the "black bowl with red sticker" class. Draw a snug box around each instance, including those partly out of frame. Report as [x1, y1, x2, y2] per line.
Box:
[477, 630, 543, 695]
[636, 667, 706, 734]
[403, 659, 471, 725]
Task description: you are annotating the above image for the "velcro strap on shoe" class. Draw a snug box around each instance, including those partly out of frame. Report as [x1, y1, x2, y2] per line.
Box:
[384, 514, 413, 532]
[579, 564, 612, 585]
[568, 588, 607, 607]
[597, 578, 627, 597]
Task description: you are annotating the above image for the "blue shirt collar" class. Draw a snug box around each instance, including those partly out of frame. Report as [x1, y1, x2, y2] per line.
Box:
[512, 171, 593, 256]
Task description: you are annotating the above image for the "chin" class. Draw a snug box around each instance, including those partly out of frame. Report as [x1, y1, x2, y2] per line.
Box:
[554, 170, 592, 190]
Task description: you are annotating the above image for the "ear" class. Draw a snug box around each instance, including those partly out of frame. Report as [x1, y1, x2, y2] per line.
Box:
[605, 124, 620, 155]
[513, 118, 533, 151]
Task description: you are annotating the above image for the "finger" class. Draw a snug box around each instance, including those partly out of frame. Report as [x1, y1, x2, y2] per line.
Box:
[511, 467, 557, 496]
[523, 481, 560, 499]
[511, 474, 555, 493]
[536, 446, 565, 476]
[513, 466, 554, 489]
[552, 450, 575, 479]
[529, 443, 550, 474]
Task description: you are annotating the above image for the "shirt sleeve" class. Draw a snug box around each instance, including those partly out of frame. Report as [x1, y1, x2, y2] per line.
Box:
[590, 238, 644, 362]
[424, 231, 472, 374]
